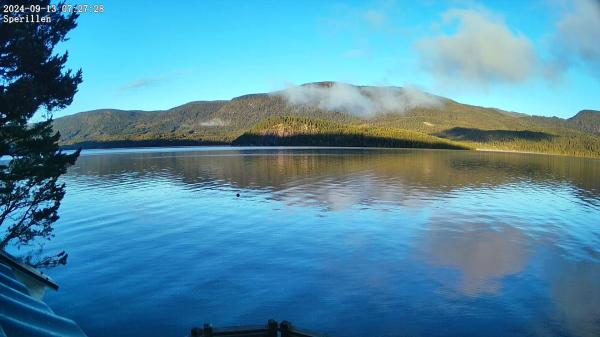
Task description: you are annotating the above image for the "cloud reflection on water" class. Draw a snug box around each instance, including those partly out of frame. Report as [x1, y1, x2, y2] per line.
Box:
[61, 147, 600, 337]
[420, 223, 529, 295]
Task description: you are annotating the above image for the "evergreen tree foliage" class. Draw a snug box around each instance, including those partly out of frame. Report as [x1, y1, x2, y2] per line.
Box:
[1, 0, 82, 254]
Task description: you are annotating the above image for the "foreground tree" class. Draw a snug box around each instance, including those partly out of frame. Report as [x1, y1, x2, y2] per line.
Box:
[0, 0, 82, 262]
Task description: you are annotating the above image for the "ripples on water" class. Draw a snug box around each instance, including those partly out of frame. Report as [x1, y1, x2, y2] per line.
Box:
[32, 147, 600, 337]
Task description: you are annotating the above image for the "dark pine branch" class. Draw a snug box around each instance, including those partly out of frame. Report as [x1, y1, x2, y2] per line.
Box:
[0, 0, 82, 262]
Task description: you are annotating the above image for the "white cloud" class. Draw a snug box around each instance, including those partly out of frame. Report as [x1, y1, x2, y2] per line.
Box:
[278, 83, 442, 117]
[200, 118, 227, 127]
[119, 77, 167, 92]
[416, 8, 538, 87]
[118, 70, 193, 93]
[553, 0, 600, 76]
[363, 9, 388, 28]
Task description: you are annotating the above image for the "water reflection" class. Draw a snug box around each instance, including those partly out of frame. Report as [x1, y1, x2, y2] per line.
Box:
[550, 260, 600, 337]
[421, 223, 529, 295]
[71, 148, 600, 209]
[45, 147, 600, 337]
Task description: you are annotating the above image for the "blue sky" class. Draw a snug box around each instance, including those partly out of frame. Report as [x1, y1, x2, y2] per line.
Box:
[56, 0, 600, 119]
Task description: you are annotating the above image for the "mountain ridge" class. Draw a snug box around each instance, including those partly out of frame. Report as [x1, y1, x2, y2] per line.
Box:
[52, 82, 600, 158]
[568, 110, 600, 136]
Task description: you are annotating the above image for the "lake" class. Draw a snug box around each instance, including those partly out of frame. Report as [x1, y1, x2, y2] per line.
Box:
[40, 147, 600, 337]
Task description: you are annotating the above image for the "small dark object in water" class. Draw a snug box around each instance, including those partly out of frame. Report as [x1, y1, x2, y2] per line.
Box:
[236, 193, 240, 197]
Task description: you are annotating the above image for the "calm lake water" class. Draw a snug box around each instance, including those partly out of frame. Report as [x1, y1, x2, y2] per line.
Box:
[39, 147, 599, 337]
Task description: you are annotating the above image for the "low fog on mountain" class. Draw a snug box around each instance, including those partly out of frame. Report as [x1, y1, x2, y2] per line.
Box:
[278, 83, 443, 117]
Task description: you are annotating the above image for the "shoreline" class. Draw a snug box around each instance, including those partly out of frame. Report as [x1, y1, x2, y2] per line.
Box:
[55, 142, 600, 160]
[475, 148, 600, 159]
[476, 148, 546, 155]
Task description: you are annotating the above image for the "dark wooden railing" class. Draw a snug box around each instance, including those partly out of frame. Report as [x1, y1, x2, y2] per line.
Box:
[191, 320, 329, 337]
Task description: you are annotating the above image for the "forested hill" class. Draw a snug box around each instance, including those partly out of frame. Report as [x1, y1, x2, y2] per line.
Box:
[568, 110, 600, 136]
[52, 82, 600, 158]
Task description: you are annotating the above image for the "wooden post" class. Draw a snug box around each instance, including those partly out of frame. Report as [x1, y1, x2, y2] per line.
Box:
[280, 320, 292, 337]
[267, 319, 278, 337]
[203, 323, 213, 337]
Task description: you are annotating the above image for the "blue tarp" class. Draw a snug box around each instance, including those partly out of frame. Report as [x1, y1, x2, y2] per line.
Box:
[0, 260, 87, 337]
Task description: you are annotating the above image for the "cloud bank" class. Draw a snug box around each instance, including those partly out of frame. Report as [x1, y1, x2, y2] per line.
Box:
[554, 0, 600, 76]
[279, 83, 442, 117]
[417, 1, 600, 87]
[416, 9, 538, 87]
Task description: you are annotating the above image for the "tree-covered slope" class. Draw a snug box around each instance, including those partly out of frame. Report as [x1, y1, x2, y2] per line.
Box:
[52, 82, 600, 158]
[568, 110, 600, 135]
[54, 101, 228, 143]
[233, 116, 469, 150]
